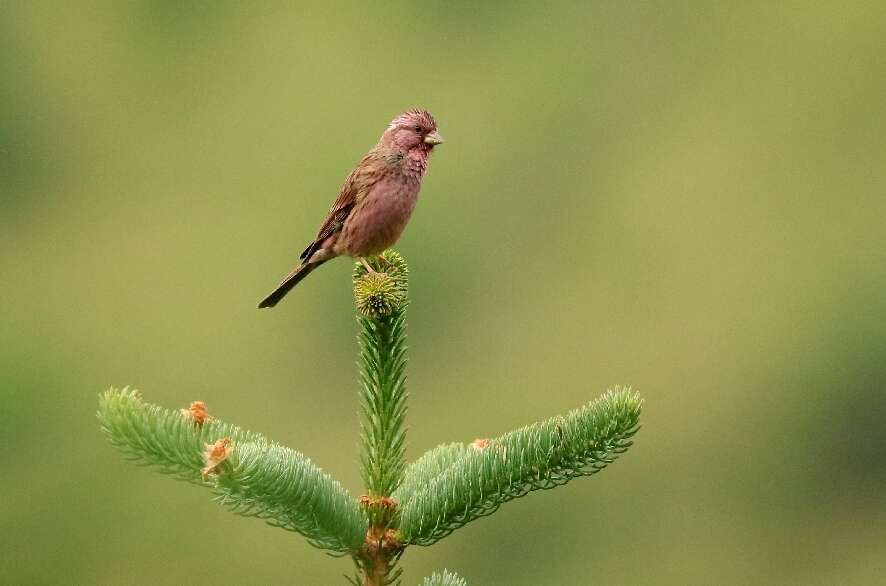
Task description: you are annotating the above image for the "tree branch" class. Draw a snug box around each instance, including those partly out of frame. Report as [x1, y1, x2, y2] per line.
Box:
[97, 387, 366, 552]
[394, 387, 642, 546]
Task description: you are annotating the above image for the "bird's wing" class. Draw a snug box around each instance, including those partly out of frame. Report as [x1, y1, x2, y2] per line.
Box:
[299, 153, 383, 261]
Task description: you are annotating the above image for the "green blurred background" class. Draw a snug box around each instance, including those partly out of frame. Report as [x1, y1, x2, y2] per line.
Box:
[3, 2, 885, 584]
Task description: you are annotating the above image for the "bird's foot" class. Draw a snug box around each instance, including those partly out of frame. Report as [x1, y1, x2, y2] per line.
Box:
[359, 257, 379, 274]
[359, 257, 390, 281]
[376, 254, 393, 269]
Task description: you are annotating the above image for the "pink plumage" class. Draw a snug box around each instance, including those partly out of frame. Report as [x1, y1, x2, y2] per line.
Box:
[258, 109, 443, 308]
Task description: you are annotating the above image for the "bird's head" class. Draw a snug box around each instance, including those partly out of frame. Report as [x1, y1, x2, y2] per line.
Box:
[383, 109, 443, 157]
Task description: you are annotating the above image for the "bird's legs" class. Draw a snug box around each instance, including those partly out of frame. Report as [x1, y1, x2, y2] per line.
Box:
[376, 254, 392, 269]
[359, 256, 390, 277]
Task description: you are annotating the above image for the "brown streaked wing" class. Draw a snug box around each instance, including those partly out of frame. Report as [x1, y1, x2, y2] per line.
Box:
[299, 153, 383, 261]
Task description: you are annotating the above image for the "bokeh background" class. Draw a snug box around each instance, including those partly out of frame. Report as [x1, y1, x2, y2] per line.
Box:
[3, 2, 885, 584]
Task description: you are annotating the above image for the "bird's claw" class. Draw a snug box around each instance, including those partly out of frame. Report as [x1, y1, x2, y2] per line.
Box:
[359, 257, 385, 276]
[376, 254, 393, 269]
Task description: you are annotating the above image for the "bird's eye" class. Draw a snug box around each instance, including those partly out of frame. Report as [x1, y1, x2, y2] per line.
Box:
[414, 125, 422, 132]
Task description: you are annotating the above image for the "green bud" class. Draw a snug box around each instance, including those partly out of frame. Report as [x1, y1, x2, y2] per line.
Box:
[353, 250, 409, 318]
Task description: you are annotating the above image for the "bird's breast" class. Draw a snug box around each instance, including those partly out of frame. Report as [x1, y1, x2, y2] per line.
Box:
[337, 175, 421, 257]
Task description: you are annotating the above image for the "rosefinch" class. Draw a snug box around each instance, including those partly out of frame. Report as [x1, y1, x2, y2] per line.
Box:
[258, 109, 443, 309]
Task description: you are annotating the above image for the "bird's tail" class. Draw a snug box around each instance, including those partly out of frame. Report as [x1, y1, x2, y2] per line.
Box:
[257, 261, 324, 308]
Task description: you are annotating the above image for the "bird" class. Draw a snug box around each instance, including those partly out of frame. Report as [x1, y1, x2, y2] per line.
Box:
[258, 109, 443, 308]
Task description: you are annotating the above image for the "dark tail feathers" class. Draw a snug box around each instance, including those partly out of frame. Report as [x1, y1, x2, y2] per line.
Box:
[257, 261, 324, 308]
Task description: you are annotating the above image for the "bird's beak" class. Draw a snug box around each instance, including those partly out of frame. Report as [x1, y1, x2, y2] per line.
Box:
[424, 131, 444, 145]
